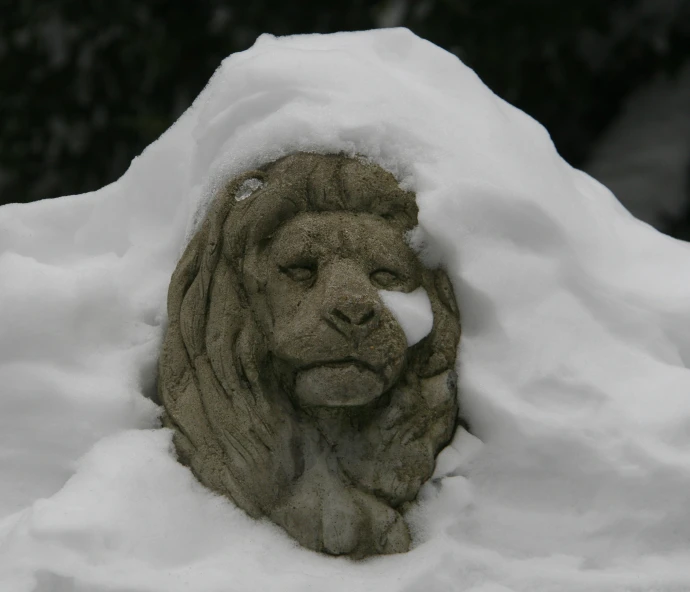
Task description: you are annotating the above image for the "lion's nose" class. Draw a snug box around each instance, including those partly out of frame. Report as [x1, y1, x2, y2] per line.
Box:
[325, 298, 381, 340]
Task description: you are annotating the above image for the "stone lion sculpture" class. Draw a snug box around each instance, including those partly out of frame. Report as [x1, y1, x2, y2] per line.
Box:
[158, 153, 461, 558]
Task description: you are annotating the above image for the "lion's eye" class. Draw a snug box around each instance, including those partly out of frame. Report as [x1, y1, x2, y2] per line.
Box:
[370, 269, 400, 289]
[281, 266, 315, 282]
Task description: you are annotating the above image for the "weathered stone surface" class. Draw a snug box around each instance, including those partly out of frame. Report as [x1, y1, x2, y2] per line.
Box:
[158, 153, 461, 557]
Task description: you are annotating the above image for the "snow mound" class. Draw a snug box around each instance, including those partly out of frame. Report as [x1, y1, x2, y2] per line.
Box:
[2, 28, 690, 592]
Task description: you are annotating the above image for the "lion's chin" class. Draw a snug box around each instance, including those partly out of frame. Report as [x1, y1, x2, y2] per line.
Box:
[293, 364, 386, 407]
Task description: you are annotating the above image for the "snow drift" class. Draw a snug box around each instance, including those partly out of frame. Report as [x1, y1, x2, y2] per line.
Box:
[2, 28, 690, 592]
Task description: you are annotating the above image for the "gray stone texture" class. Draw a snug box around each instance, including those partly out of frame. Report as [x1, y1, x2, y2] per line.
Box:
[158, 153, 461, 557]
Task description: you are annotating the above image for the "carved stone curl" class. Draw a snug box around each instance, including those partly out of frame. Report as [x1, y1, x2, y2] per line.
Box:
[158, 153, 461, 557]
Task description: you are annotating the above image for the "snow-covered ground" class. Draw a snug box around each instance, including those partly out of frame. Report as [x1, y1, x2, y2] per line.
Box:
[2, 28, 690, 592]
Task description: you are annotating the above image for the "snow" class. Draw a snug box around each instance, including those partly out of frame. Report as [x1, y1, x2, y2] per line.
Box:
[379, 287, 433, 346]
[2, 27, 690, 592]
[234, 177, 264, 201]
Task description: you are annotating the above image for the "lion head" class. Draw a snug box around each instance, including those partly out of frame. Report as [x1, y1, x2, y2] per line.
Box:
[158, 153, 461, 557]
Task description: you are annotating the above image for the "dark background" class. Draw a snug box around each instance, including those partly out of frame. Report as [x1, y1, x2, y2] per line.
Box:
[2, 0, 689, 231]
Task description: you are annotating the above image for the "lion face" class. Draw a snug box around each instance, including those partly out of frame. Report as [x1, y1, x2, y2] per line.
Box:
[253, 211, 422, 408]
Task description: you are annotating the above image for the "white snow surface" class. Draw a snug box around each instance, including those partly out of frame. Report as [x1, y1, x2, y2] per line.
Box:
[379, 288, 433, 346]
[2, 28, 690, 592]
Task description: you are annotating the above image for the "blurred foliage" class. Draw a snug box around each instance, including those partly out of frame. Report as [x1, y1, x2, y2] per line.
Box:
[1, 0, 689, 206]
